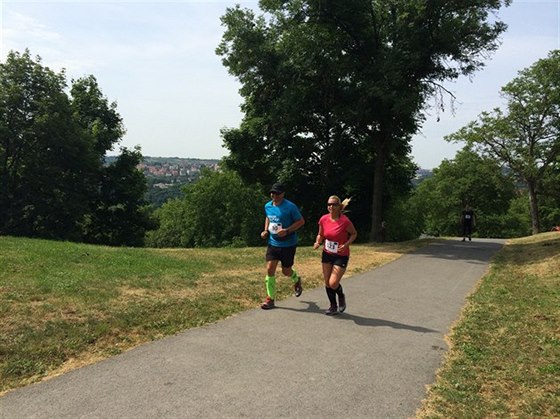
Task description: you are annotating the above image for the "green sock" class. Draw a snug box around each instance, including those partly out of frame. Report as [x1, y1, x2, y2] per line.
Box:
[265, 275, 276, 299]
[290, 270, 299, 283]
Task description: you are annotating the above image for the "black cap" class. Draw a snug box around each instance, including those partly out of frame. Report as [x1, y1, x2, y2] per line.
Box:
[269, 182, 285, 194]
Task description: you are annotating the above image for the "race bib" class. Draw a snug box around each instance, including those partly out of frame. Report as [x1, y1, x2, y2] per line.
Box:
[465, 214, 471, 220]
[325, 240, 339, 253]
[268, 222, 282, 234]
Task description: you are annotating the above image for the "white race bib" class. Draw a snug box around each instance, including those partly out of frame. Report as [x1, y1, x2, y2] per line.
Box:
[325, 240, 339, 253]
[268, 222, 282, 234]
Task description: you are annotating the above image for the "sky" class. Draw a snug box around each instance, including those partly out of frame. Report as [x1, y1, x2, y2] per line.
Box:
[1, 0, 559, 170]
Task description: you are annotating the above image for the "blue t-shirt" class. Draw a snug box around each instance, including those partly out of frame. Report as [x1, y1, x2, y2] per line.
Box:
[265, 198, 302, 248]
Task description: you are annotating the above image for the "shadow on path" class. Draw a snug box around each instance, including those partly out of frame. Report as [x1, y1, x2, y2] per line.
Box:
[277, 301, 438, 333]
[411, 239, 505, 264]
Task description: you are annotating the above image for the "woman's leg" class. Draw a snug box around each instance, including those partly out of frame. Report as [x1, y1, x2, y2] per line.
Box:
[322, 263, 338, 311]
[329, 265, 347, 313]
[322, 262, 333, 284]
[327, 265, 346, 290]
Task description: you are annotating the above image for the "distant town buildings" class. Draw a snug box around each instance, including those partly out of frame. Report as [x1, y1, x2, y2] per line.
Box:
[137, 157, 432, 185]
[137, 157, 220, 182]
[114, 155, 433, 207]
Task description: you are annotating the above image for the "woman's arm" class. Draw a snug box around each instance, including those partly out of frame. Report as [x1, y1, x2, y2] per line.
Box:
[313, 224, 324, 249]
[339, 223, 357, 251]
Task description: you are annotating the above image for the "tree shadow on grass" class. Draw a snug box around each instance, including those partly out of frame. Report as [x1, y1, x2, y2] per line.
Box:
[277, 300, 437, 333]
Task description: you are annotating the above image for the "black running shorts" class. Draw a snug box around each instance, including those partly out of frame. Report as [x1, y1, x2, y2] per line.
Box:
[321, 251, 349, 268]
[265, 245, 296, 268]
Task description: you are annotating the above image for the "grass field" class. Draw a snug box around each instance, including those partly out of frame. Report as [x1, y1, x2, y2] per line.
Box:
[2, 233, 558, 417]
[0, 236, 422, 394]
[417, 232, 560, 417]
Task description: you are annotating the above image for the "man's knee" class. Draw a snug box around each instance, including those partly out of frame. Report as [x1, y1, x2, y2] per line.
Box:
[281, 266, 293, 276]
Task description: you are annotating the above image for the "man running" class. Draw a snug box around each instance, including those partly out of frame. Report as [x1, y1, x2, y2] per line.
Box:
[260, 183, 305, 309]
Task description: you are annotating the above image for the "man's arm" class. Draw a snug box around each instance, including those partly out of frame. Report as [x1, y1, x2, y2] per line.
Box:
[278, 216, 305, 238]
[260, 217, 270, 239]
[286, 217, 305, 233]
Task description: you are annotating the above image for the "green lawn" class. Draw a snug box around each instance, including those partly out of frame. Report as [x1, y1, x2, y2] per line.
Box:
[417, 232, 560, 417]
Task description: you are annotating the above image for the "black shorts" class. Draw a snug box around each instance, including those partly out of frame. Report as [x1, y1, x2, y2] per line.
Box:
[321, 251, 349, 268]
[266, 245, 297, 268]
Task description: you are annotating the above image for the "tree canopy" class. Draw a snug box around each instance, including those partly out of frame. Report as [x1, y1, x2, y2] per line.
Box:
[446, 50, 560, 234]
[217, 0, 511, 241]
[146, 169, 264, 248]
[411, 148, 519, 238]
[0, 50, 150, 245]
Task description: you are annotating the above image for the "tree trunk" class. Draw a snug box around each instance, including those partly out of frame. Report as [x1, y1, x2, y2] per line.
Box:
[370, 139, 386, 242]
[527, 179, 540, 234]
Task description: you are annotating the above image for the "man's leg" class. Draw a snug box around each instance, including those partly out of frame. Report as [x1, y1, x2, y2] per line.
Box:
[262, 249, 279, 309]
[280, 246, 302, 297]
[265, 260, 278, 299]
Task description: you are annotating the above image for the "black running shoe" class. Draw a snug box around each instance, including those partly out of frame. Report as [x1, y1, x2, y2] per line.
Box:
[338, 293, 346, 313]
[294, 278, 303, 297]
[325, 305, 338, 315]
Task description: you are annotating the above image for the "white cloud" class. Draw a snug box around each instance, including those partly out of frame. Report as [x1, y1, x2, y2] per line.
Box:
[4, 11, 61, 41]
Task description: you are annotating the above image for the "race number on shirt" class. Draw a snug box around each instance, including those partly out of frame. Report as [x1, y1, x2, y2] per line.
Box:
[325, 240, 339, 253]
[268, 223, 282, 234]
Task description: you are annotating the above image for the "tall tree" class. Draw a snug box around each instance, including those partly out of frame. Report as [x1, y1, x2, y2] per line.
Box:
[539, 154, 560, 230]
[0, 50, 149, 245]
[70, 75, 125, 158]
[80, 147, 150, 246]
[217, 0, 511, 241]
[446, 50, 560, 234]
[0, 50, 90, 239]
[70, 75, 150, 246]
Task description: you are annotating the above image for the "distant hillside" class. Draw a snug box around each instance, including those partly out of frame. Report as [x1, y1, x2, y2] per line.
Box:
[412, 168, 433, 186]
[105, 156, 221, 207]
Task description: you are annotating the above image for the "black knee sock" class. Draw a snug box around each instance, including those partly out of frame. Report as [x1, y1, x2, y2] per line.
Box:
[325, 287, 337, 306]
[335, 284, 344, 297]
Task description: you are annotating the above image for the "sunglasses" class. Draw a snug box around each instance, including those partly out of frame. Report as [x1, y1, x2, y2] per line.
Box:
[270, 191, 283, 195]
[327, 203, 340, 207]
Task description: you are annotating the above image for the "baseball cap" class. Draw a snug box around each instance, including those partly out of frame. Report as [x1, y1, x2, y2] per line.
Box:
[269, 182, 285, 194]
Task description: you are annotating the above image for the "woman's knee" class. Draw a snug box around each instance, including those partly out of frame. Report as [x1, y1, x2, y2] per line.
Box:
[328, 277, 340, 289]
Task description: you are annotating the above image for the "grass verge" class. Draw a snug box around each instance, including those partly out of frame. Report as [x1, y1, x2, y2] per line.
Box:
[0, 236, 424, 394]
[417, 232, 560, 418]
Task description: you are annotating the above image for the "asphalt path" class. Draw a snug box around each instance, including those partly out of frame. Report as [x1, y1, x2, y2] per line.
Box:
[1, 238, 505, 419]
